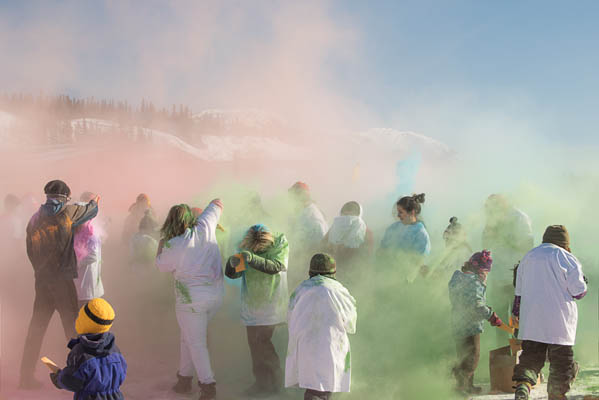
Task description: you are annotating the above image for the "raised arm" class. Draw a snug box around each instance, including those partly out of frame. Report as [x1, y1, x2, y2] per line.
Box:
[69, 196, 100, 228]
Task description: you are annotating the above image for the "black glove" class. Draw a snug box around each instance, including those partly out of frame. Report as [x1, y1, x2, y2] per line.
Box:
[50, 370, 61, 388]
[583, 275, 589, 284]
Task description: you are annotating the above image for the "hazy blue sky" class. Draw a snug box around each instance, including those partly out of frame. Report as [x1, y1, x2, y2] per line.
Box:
[1, 0, 598, 144]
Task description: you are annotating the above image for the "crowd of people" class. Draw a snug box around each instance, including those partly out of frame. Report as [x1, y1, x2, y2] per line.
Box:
[0, 178, 588, 400]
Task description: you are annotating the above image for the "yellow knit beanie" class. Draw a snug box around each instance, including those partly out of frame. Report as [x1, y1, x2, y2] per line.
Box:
[76, 298, 115, 335]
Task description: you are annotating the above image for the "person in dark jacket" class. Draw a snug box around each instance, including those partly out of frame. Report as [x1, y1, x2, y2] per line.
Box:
[19, 180, 99, 389]
[50, 298, 127, 399]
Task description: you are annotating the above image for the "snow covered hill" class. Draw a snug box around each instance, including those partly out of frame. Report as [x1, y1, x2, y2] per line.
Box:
[69, 117, 307, 161]
[351, 128, 455, 160]
[1, 111, 455, 164]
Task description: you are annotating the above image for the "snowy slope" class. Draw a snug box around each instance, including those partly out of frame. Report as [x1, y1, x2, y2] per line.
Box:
[69, 118, 307, 161]
[352, 128, 455, 160]
[4, 114, 454, 164]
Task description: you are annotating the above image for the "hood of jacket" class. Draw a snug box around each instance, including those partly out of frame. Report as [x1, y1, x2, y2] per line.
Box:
[68, 332, 116, 357]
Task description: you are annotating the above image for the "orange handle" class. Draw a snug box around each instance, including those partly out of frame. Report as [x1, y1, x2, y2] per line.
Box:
[233, 254, 246, 273]
[498, 322, 515, 334]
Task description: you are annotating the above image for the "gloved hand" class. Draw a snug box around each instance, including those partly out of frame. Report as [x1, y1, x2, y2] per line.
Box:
[240, 250, 253, 264]
[489, 312, 503, 327]
[50, 371, 61, 388]
[583, 275, 589, 284]
[228, 254, 242, 268]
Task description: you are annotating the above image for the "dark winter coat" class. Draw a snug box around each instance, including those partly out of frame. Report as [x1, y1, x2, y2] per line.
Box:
[53, 332, 127, 400]
[448, 270, 493, 338]
[26, 198, 98, 281]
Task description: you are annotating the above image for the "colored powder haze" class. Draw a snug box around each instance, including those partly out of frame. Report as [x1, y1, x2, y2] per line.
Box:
[1, 1, 599, 399]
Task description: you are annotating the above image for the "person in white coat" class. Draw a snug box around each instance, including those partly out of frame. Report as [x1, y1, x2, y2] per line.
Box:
[286, 253, 357, 400]
[511, 225, 587, 400]
[156, 199, 224, 400]
[288, 182, 328, 249]
[73, 192, 104, 309]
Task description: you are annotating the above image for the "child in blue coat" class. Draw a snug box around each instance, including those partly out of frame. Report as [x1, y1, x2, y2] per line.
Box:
[50, 298, 127, 400]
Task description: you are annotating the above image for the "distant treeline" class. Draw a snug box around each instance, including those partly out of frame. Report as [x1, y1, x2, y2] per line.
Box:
[0, 93, 200, 143]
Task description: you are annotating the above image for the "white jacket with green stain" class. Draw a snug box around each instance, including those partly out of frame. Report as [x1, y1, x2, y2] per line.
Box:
[286, 275, 357, 392]
[156, 202, 224, 307]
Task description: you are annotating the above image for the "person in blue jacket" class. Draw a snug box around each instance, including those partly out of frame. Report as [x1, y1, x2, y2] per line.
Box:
[378, 193, 431, 280]
[49, 298, 127, 400]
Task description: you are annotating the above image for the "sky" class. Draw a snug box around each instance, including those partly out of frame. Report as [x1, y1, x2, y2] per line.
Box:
[1, 0, 598, 145]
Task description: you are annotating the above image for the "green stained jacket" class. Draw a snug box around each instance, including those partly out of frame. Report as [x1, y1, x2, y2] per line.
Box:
[225, 233, 289, 326]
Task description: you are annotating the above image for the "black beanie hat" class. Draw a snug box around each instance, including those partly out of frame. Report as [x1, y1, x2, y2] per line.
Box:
[44, 180, 71, 198]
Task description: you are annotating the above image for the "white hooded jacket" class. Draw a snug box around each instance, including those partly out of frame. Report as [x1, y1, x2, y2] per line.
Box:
[286, 275, 357, 392]
[327, 203, 367, 249]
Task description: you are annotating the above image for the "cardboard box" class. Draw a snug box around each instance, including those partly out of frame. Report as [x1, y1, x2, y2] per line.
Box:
[489, 342, 540, 393]
[489, 346, 516, 393]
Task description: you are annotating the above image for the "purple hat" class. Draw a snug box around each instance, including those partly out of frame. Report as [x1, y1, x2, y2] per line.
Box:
[468, 250, 493, 272]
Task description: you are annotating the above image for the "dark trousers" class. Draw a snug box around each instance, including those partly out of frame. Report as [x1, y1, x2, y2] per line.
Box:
[20, 278, 78, 380]
[246, 325, 282, 391]
[453, 334, 480, 388]
[512, 340, 577, 400]
[305, 389, 332, 399]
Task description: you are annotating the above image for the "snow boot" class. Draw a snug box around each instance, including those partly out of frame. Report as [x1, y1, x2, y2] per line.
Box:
[198, 382, 216, 400]
[172, 372, 193, 394]
[463, 374, 482, 394]
[514, 382, 531, 400]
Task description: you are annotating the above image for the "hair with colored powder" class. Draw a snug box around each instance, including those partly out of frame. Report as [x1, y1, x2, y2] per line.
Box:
[239, 225, 275, 254]
[160, 204, 196, 242]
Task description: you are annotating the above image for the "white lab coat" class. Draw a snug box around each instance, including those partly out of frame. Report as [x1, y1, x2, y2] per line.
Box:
[73, 229, 104, 301]
[297, 203, 328, 247]
[286, 275, 357, 392]
[516, 243, 587, 345]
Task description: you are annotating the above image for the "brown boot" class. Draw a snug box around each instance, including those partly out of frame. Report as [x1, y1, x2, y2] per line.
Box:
[199, 382, 216, 400]
[463, 374, 482, 394]
[172, 372, 193, 394]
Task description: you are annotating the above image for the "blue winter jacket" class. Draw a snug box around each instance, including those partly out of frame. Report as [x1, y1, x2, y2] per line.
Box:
[55, 332, 127, 400]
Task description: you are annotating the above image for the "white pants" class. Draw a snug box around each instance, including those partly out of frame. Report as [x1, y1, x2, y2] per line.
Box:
[176, 295, 222, 384]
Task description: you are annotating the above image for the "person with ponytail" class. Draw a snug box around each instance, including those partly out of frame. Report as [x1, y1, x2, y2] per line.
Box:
[378, 193, 431, 279]
[156, 199, 224, 400]
[433, 217, 473, 276]
[225, 224, 289, 397]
